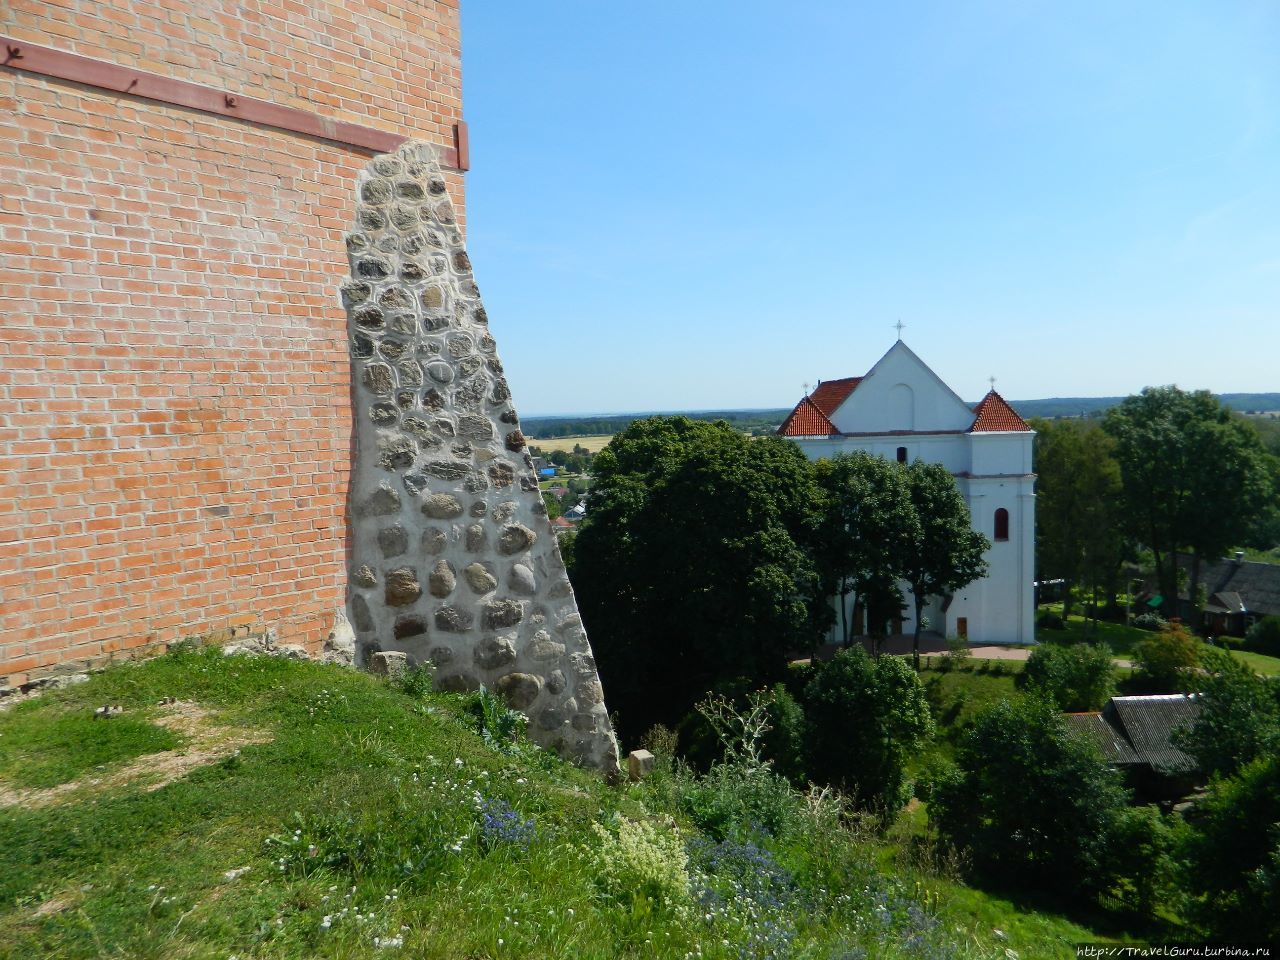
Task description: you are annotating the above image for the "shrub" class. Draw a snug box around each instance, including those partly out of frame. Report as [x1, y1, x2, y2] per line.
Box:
[1172, 650, 1280, 778]
[803, 648, 934, 813]
[1036, 611, 1065, 631]
[1133, 621, 1201, 692]
[1182, 754, 1280, 942]
[1022, 642, 1115, 711]
[681, 762, 799, 841]
[1244, 615, 1280, 657]
[928, 696, 1130, 902]
[1132, 612, 1168, 631]
[1102, 805, 1177, 916]
[463, 686, 527, 752]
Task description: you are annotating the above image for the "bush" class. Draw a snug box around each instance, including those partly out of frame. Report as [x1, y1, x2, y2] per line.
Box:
[1102, 805, 1178, 916]
[681, 762, 799, 841]
[1182, 754, 1280, 942]
[1022, 642, 1115, 711]
[1172, 650, 1280, 778]
[1133, 620, 1201, 692]
[928, 696, 1130, 902]
[1132, 612, 1168, 631]
[803, 648, 934, 812]
[1036, 611, 1066, 631]
[1244, 615, 1280, 657]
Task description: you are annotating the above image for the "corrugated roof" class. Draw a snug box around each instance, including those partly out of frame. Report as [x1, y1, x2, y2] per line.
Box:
[969, 390, 1033, 433]
[1065, 712, 1142, 764]
[777, 395, 838, 438]
[1106, 696, 1200, 774]
[1176, 554, 1280, 618]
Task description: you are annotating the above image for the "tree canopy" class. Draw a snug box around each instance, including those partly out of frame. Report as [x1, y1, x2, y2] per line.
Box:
[813, 452, 919, 647]
[1031, 418, 1125, 623]
[570, 417, 825, 740]
[900, 460, 989, 669]
[1103, 387, 1277, 618]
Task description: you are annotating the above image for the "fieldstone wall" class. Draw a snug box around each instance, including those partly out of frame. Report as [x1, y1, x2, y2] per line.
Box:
[341, 142, 619, 773]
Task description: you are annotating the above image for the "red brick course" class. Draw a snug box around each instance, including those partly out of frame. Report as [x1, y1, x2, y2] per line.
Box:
[0, 0, 464, 687]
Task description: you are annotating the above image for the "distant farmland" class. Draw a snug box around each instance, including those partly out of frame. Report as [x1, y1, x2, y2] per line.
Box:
[527, 435, 615, 454]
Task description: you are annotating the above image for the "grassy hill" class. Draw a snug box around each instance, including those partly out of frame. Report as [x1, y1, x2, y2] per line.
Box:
[0, 646, 1118, 959]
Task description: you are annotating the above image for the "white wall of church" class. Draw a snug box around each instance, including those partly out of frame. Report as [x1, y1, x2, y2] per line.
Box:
[793, 437, 1035, 644]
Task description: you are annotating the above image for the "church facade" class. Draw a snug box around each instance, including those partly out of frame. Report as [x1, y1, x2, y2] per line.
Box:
[778, 341, 1036, 645]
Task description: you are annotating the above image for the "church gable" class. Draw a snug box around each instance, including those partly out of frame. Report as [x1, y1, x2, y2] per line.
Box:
[827, 342, 976, 435]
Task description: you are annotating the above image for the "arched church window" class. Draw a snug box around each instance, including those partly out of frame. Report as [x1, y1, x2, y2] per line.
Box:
[896, 446, 907, 463]
[994, 508, 1009, 542]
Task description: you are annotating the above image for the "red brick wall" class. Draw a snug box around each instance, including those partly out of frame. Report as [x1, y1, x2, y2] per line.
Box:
[0, 0, 464, 687]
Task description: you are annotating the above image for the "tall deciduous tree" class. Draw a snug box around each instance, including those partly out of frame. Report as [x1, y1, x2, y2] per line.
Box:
[1031, 418, 1125, 624]
[1103, 387, 1277, 620]
[901, 461, 989, 670]
[570, 417, 825, 740]
[813, 452, 919, 648]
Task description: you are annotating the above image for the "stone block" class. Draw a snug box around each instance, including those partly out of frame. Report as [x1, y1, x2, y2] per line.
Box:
[628, 749, 655, 782]
[370, 651, 409, 682]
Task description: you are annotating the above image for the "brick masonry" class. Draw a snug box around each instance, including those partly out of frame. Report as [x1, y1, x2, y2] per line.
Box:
[342, 142, 620, 772]
[0, 1, 463, 688]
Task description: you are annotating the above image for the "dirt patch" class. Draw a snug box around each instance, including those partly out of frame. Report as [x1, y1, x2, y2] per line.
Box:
[0, 701, 271, 809]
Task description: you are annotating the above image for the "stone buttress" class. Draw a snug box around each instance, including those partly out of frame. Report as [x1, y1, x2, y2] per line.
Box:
[340, 142, 619, 773]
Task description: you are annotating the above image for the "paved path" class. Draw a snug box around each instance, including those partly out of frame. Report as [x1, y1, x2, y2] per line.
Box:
[799, 635, 1134, 668]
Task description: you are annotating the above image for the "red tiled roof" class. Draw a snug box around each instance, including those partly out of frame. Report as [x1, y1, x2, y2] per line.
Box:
[777, 395, 837, 438]
[970, 390, 1032, 432]
[808, 377, 862, 416]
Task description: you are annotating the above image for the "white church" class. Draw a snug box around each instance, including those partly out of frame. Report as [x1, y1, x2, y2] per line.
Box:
[778, 340, 1036, 646]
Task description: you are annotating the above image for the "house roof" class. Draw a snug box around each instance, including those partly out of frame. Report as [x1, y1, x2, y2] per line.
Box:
[1107, 696, 1200, 773]
[777, 395, 838, 438]
[809, 377, 862, 416]
[1174, 554, 1280, 618]
[1064, 712, 1142, 764]
[1069, 695, 1200, 774]
[969, 390, 1033, 433]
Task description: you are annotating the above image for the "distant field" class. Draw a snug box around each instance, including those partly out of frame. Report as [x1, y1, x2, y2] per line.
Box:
[528, 435, 614, 454]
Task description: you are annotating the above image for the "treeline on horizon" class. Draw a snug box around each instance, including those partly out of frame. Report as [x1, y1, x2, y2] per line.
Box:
[523, 392, 1280, 439]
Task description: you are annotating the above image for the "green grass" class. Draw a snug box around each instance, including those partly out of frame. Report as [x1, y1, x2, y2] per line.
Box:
[1225, 647, 1280, 676]
[0, 706, 181, 789]
[1038, 605, 1280, 676]
[0, 647, 1133, 959]
[1037, 608, 1150, 658]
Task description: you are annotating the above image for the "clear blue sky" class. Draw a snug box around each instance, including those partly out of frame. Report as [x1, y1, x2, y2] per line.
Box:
[460, 2, 1279, 416]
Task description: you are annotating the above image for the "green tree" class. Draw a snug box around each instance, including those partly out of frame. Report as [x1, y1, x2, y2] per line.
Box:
[1021, 642, 1116, 712]
[1173, 650, 1280, 778]
[802, 647, 934, 811]
[901, 461, 989, 669]
[1104, 387, 1277, 621]
[572, 417, 825, 740]
[813, 452, 919, 648]
[1031, 418, 1125, 625]
[541, 491, 562, 520]
[1182, 754, 1280, 942]
[929, 696, 1129, 901]
[1132, 620, 1201, 693]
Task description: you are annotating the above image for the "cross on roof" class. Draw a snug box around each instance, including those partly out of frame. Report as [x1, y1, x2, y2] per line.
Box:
[989, 375, 997, 390]
[894, 319, 905, 340]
